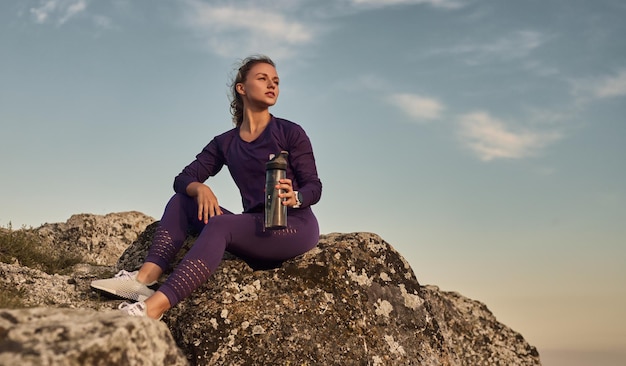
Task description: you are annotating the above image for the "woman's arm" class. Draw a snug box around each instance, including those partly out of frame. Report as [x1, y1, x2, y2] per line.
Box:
[186, 182, 223, 223]
[173, 137, 226, 194]
[283, 124, 322, 208]
[173, 136, 227, 222]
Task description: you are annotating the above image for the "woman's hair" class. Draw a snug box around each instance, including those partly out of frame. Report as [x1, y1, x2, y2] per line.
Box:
[229, 55, 276, 127]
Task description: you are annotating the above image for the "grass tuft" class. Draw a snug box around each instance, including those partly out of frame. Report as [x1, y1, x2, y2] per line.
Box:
[0, 223, 83, 275]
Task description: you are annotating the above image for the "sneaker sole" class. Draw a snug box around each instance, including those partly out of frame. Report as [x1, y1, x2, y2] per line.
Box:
[90, 284, 154, 302]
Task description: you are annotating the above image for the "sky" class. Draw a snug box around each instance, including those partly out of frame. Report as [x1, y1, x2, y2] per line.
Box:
[1, 0, 625, 365]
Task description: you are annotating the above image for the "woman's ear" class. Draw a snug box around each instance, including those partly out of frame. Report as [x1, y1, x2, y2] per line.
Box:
[235, 83, 245, 95]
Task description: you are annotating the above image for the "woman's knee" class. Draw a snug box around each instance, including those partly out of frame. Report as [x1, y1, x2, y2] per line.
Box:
[161, 193, 200, 228]
[166, 193, 195, 209]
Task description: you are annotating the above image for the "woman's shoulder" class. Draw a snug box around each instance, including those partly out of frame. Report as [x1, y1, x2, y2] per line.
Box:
[273, 116, 297, 126]
[272, 116, 305, 133]
[201, 127, 238, 155]
[270, 116, 312, 151]
[213, 127, 238, 142]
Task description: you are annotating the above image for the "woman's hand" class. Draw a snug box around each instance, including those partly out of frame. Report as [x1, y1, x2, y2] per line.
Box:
[277, 178, 298, 207]
[186, 182, 223, 223]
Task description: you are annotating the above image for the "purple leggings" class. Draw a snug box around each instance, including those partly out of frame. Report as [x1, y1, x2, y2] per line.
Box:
[145, 193, 319, 307]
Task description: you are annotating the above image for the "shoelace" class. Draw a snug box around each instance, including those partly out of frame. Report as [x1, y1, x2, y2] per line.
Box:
[118, 301, 146, 316]
[118, 301, 163, 320]
[114, 270, 136, 279]
[114, 269, 156, 287]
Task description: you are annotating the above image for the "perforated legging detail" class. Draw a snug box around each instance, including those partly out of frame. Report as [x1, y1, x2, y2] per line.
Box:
[145, 194, 199, 271]
[150, 193, 319, 307]
[146, 227, 179, 267]
[163, 259, 212, 302]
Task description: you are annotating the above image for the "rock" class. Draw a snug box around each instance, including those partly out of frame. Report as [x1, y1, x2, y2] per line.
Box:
[0, 214, 542, 365]
[0, 307, 188, 366]
[34, 211, 155, 266]
[0, 262, 115, 310]
[152, 232, 540, 366]
[420, 286, 540, 364]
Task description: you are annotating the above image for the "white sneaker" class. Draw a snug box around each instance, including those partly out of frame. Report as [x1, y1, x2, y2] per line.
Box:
[91, 270, 156, 302]
[118, 301, 163, 320]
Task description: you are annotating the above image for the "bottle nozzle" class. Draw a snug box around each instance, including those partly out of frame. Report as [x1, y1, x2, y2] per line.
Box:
[266, 151, 289, 170]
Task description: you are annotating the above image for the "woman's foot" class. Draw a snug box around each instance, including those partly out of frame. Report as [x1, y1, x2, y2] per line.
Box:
[91, 270, 157, 302]
[118, 291, 171, 320]
[118, 301, 163, 320]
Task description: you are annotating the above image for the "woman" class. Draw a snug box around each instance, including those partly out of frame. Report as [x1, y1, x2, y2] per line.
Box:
[91, 55, 322, 319]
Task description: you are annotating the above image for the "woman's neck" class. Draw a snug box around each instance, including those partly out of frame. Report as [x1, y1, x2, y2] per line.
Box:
[240, 109, 271, 134]
[239, 109, 271, 142]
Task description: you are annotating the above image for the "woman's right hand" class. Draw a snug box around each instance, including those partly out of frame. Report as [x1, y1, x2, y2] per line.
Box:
[186, 182, 223, 223]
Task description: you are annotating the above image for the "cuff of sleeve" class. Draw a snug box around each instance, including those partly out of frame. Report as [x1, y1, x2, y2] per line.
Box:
[174, 177, 196, 195]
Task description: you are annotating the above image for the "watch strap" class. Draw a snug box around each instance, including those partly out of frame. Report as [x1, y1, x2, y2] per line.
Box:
[293, 191, 302, 208]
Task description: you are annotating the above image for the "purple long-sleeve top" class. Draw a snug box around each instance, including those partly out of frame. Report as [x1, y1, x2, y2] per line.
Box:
[174, 116, 322, 213]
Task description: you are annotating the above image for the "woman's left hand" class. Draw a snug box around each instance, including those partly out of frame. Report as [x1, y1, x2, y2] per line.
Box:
[277, 178, 298, 207]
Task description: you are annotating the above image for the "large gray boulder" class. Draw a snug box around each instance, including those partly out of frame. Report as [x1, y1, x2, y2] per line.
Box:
[34, 211, 154, 266]
[0, 307, 188, 366]
[142, 232, 539, 366]
[0, 262, 111, 309]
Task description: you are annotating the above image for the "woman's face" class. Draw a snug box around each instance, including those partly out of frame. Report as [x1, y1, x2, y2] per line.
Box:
[237, 62, 280, 109]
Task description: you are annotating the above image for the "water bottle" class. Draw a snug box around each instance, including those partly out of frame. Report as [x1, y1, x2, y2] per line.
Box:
[265, 151, 289, 229]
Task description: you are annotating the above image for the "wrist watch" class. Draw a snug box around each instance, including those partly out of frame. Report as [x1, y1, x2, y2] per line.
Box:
[293, 191, 302, 208]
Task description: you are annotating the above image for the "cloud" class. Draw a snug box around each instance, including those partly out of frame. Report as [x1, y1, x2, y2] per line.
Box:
[458, 111, 561, 161]
[387, 93, 444, 121]
[571, 69, 626, 100]
[183, 1, 316, 59]
[30, 0, 87, 25]
[431, 30, 550, 64]
[348, 0, 465, 10]
[92, 15, 116, 30]
[594, 70, 626, 98]
[522, 60, 560, 77]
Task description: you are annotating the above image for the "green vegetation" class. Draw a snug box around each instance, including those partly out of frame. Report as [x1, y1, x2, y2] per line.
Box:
[0, 223, 82, 275]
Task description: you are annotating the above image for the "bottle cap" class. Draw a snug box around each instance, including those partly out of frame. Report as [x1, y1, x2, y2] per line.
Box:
[266, 151, 289, 170]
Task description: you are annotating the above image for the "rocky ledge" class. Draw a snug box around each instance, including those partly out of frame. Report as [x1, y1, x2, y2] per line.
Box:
[0, 212, 541, 365]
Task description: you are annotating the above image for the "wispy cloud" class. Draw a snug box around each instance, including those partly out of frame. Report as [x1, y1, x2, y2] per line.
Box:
[522, 60, 560, 77]
[183, 1, 316, 59]
[571, 69, 626, 100]
[458, 111, 561, 161]
[348, 0, 466, 10]
[387, 93, 444, 121]
[92, 15, 116, 30]
[431, 30, 550, 65]
[30, 0, 87, 25]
